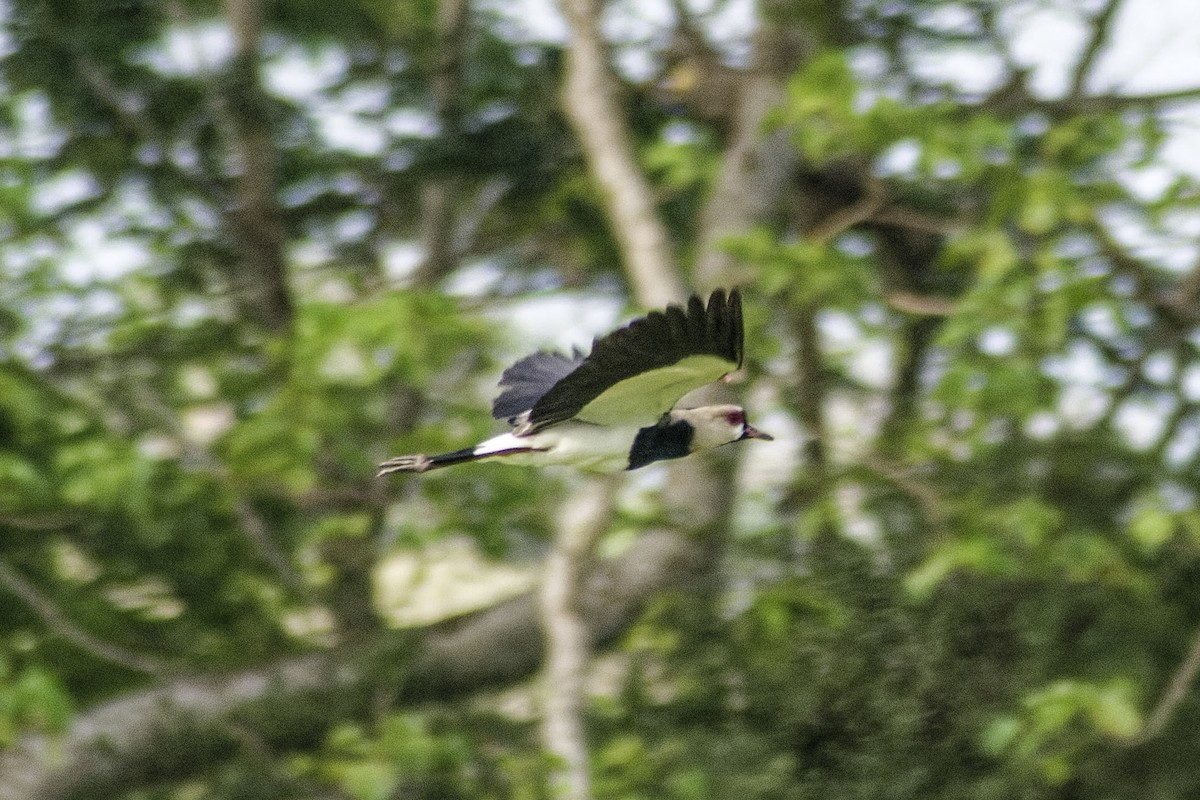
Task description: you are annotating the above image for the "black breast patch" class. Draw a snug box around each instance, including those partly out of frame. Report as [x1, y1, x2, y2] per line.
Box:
[627, 419, 695, 470]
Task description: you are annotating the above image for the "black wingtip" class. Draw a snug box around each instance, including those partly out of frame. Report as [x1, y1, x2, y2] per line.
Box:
[664, 289, 743, 368]
[697, 288, 743, 369]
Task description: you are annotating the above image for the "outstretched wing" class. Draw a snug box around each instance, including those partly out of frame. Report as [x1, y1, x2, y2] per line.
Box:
[524, 289, 743, 430]
[491, 349, 586, 422]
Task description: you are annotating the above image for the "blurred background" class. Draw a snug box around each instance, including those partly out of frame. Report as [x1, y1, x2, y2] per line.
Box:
[2, 0, 1200, 797]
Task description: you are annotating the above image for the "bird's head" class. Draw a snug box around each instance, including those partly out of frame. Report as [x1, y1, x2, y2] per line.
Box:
[671, 404, 773, 452]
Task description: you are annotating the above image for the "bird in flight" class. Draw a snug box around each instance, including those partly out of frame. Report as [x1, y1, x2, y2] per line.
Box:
[378, 289, 772, 475]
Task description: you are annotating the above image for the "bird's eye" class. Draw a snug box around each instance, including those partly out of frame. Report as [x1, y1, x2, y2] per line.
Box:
[725, 410, 745, 427]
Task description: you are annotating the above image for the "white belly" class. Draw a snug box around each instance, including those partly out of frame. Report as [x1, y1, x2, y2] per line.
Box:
[474, 422, 644, 472]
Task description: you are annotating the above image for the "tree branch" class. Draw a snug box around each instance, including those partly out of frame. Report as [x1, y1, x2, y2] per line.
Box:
[884, 290, 957, 316]
[1084, 215, 1199, 327]
[793, 305, 827, 470]
[869, 203, 955, 236]
[0, 529, 702, 800]
[540, 476, 621, 800]
[1136, 622, 1200, 744]
[0, 513, 84, 531]
[70, 46, 231, 207]
[992, 87, 1200, 121]
[1069, 0, 1124, 98]
[693, 21, 810, 290]
[412, 0, 471, 288]
[559, 0, 686, 307]
[218, 0, 294, 331]
[807, 174, 886, 244]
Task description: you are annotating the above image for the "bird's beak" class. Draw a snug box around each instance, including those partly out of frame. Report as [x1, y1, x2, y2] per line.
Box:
[740, 423, 773, 441]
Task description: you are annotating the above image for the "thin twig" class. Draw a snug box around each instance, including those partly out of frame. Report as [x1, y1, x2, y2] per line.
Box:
[0, 563, 173, 677]
[453, 177, 514, 259]
[71, 43, 229, 204]
[978, 4, 1022, 78]
[72, 52, 160, 144]
[0, 513, 84, 531]
[869, 204, 954, 235]
[130, 384, 309, 596]
[862, 456, 946, 533]
[1083, 215, 1192, 324]
[884, 290, 957, 316]
[807, 175, 886, 244]
[1169, 246, 1200, 313]
[1137, 623, 1200, 743]
[1036, 87, 1200, 120]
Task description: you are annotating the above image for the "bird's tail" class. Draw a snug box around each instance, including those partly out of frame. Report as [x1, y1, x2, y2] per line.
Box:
[376, 448, 481, 476]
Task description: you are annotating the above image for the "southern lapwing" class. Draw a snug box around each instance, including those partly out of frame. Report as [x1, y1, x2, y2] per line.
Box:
[377, 289, 771, 475]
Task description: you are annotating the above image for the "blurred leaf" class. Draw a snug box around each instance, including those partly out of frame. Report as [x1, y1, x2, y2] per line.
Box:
[905, 537, 1017, 601]
[1129, 495, 1175, 555]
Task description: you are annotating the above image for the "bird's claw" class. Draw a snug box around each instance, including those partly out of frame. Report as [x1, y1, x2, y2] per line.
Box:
[376, 454, 432, 476]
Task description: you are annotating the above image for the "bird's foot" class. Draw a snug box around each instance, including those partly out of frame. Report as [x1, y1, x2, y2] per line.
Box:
[376, 454, 432, 476]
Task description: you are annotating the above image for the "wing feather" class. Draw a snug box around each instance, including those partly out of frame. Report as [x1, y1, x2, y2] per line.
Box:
[524, 289, 743, 430]
[491, 349, 586, 421]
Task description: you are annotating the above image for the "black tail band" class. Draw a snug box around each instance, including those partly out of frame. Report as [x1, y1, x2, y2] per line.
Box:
[377, 446, 542, 476]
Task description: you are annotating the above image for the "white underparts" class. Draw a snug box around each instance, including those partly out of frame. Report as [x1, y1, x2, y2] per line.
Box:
[472, 424, 647, 472]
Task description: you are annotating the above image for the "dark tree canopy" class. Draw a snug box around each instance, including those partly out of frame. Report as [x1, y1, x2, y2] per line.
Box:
[2, 0, 1200, 798]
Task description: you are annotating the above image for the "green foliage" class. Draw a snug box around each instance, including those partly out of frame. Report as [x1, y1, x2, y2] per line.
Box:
[725, 227, 875, 305]
[983, 678, 1142, 785]
[303, 714, 477, 800]
[778, 52, 1018, 182]
[2, 0, 1200, 798]
[0, 658, 74, 745]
